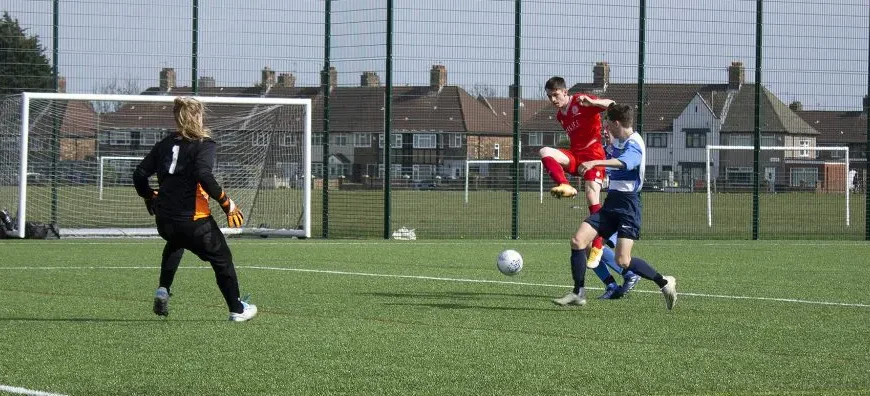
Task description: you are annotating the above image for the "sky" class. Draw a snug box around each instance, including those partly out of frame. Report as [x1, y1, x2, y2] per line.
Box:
[3, 0, 868, 110]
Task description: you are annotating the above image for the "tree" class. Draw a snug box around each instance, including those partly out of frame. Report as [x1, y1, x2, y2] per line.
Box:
[470, 84, 498, 98]
[0, 12, 53, 95]
[92, 77, 142, 113]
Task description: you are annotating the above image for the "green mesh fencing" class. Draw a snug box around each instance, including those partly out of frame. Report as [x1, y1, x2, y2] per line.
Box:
[1, 0, 867, 240]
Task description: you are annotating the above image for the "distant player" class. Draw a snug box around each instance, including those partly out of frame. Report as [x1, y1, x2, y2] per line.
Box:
[133, 97, 257, 322]
[552, 103, 677, 309]
[542, 76, 613, 268]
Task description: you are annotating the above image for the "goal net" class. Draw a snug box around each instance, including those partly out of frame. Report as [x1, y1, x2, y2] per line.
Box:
[706, 145, 850, 236]
[0, 92, 311, 238]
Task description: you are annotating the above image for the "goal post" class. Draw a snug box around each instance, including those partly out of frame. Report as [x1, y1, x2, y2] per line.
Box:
[706, 145, 850, 228]
[5, 92, 312, 238]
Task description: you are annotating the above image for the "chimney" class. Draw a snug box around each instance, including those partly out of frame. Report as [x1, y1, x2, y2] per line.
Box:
[592, 62, 609, 89]
[360, 71, 380, 87]
[261, 66, 276, 88]
[277, 73, 296, 88]
[788, 101, 803, 112]
[159, 68, 176, 91]
[198, 76, 216, 88]
[728, 61, 745, 90]
[509, 84, 521, 99]
[321, 66, 337, 92]
[56, 76, 67, 93]
[430, 64, 447, 90]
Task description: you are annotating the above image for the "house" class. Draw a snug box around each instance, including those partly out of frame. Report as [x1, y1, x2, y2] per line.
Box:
[794, 97, 868, 191]
[520, 61, 823, 190]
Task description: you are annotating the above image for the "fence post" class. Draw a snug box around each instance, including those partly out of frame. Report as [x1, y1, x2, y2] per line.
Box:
[752, 0, 763, 240]
[192, 0, 199, 94]
[636, 0, 646, 134]
[511, 0, 522, 240]
[383, 0, 394, 239]
[322, 0, 331, 238]
[50, 0, 60, 226]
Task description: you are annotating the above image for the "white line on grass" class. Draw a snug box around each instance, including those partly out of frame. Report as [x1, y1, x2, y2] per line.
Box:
[2, 265, 869, 309]
[0, 384, 67, 396]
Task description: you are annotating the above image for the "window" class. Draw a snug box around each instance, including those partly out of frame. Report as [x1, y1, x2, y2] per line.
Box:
[647, 133, 668, 148]
[413, 133, 437, 149]
[252, 132, 269, 147]
[378, 133, 402, 148]
[312, 133, 323, 146]
[830, 148, 844, 159]
[798, 139, 810, 158]
[281, 134, 297, 147]
[726, 167, 752, 184]
[312, 162, 324, 178]
[353, 133, 371, 148]
[790, 167, 818, 187]
[684, 128, 707, 148]
[449, 133, 463, 148]
[377, 164, 403, 178]
[493, 143, 500, 159]
[98, 133, 109, 145]
[140, 130, 160, 146]
[332, 133, 348, 147]
[730, 134, 751, 146]
[110, 130, 131, 146]
[527, 132, 543, 146]
[761, 134, 780, 147]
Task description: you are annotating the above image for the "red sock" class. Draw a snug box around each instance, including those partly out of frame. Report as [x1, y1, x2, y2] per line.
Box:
[589, 204, 603, 249]
[541, 156, 569, 185]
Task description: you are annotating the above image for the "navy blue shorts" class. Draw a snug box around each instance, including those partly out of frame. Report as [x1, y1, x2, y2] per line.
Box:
[584, 191, 642, 240]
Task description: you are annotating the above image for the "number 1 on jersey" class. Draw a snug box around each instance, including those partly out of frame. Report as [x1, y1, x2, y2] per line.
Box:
[168, 145, 180, 174]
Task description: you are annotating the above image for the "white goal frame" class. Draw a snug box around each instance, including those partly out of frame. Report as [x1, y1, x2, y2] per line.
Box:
[14, 92, 312, 238]
[464, 159, 545, 203]
[99, 156, 144, 200]
[705, 145, 850, 228]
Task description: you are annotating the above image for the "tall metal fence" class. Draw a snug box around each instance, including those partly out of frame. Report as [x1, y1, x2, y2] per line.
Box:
[2, 0, 868, 240]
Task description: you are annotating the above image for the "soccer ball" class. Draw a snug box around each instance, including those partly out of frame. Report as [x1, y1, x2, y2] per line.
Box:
[496, 249, 523, 276]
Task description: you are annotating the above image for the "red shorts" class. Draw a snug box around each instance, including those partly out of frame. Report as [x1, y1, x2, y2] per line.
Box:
[558, 148, 605, 183]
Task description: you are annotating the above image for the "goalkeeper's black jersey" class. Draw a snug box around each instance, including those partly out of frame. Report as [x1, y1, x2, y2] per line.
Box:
[133, 133, 225, 222]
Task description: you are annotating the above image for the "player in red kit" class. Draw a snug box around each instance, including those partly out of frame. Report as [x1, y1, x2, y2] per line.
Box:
[541, 76, 614, 268]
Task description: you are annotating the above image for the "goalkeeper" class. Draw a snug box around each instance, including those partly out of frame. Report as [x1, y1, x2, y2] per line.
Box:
[133, 97, 256, 322]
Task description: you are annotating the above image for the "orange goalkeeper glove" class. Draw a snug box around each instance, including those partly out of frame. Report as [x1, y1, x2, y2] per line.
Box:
[217, 192, 244, 228]
[144, 190, 158, 216]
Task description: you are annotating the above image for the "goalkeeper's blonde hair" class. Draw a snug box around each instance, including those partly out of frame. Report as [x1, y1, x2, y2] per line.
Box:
[173, 97, 210, 140]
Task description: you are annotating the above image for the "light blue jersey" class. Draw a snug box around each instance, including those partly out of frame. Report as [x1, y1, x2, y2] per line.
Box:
[605, 132, 645, 192]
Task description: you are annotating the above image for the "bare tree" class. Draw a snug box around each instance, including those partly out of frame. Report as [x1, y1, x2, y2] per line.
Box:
[92, 77, 141, 113]
[470, 84, 498, 98]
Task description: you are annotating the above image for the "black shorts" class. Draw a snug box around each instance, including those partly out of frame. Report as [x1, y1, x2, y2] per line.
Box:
[584, 191, 642, 240]
[156, 216, 232, 264]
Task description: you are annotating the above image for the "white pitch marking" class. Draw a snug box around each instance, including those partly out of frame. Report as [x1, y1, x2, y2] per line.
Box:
[2, 265, 869, 309]
[0, 384, 68, 396]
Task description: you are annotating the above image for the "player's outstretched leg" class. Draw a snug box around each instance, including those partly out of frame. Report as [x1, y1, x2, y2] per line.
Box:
[541, 150, 577, 199]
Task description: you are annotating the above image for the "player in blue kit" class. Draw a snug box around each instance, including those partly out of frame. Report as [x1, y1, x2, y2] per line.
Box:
[552, 103, 677, 309]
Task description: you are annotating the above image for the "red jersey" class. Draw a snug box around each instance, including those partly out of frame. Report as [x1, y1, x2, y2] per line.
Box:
[555, 93, 605, 160]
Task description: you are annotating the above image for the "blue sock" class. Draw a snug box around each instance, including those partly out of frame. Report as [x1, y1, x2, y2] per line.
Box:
[570, 249, 587, 294]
